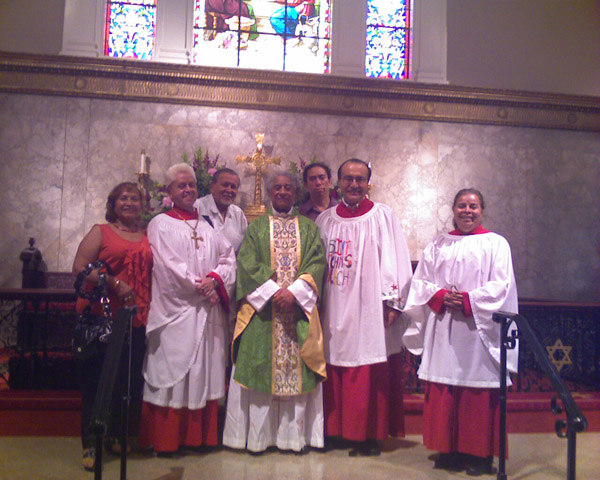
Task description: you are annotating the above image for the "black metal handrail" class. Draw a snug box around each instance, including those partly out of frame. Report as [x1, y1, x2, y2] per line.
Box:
[493, 311, 588, 480]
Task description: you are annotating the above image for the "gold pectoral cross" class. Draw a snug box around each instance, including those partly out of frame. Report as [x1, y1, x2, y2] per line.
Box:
[171, 209, 203, 248]
[191, 230, 203, 249]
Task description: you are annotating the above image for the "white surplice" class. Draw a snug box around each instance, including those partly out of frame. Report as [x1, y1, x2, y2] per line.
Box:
[403, 231, 518, 388]
[143, 213, 236, 409]
[315, 202, 413, 366]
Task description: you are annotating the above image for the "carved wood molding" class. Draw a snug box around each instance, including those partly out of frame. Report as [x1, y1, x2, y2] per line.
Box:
[1, 52, 599, 132]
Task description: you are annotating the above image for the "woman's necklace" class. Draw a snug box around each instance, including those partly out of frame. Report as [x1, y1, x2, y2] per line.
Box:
[171, 209, 203, 249]
[112, 222, 138, 233]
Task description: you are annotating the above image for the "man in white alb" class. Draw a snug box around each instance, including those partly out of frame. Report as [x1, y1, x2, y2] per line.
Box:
[315, 158, 413, 456]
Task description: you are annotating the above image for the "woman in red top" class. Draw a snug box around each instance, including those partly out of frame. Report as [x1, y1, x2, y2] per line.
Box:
[72, 182, 153, 471]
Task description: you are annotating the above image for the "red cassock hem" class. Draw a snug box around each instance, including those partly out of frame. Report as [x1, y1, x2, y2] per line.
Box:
[422, 381, 506, 458]
[138, 400, 219, 452]
[323, 352, 405, 441]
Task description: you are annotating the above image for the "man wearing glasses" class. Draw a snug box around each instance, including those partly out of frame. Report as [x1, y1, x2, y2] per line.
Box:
[315, 158, 413, 456]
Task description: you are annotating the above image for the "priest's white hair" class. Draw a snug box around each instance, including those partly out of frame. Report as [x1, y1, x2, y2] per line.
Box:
[165, 162, 196, 186]
[265, 170, 300, 194]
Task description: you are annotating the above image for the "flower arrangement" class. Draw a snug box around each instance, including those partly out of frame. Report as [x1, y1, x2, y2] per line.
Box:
[143, 147, 221, 223]
[289, 157, 309, 182]
[187, 147, 221, 199]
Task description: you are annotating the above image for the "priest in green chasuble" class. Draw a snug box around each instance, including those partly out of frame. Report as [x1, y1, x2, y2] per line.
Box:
[223, 171, 327, 454]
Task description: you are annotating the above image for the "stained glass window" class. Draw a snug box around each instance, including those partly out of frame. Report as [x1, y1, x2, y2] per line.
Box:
[192, 0, 332, 73]
[366, 0, 410, 79]
[104, 0, 157, 59]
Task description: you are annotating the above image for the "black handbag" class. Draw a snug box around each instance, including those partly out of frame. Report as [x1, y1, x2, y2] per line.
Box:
[72, 261, 114, 361]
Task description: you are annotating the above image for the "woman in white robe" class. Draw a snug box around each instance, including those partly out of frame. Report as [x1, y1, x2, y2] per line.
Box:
[403, 188, 518, 476]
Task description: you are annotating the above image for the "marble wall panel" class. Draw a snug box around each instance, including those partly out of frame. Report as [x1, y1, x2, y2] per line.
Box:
[58, 97, 92, 272]
[0, 94, 68, 286]
[0, 92, 598, 302]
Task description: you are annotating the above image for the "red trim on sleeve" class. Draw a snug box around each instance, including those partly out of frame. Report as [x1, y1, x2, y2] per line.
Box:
[207, 271, 229, 313]
[462, 292, 473, 317]
[427, 289, 449, 314]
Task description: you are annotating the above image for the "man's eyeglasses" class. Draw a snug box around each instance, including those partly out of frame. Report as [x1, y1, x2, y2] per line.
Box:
[340, 175, 368, 185]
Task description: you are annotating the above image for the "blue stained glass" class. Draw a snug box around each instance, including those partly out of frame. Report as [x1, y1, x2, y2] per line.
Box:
[117, 0, 155, 4]
[105, 1, 156, 60]
[366, 27, 406, 79]
[365, 0, 410, 79]
[367, 0, 407, 28]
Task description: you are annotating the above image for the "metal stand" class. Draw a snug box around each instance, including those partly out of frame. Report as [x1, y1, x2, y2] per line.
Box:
[88, 307, 136, 480]
[497, 314, 517, 480]
[493, 311, 588, 480]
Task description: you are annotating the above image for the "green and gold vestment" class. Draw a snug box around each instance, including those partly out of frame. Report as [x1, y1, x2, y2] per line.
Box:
[232, 208, 327, 395]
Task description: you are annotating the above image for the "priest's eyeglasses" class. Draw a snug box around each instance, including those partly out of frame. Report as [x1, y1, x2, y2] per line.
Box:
[340, 175, 368, 185]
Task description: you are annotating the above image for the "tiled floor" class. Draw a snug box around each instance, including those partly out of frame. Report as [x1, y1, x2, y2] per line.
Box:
[1, 433, 598, 480]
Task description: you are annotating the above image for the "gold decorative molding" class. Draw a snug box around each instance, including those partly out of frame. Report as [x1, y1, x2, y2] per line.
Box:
[1, 51, 599, 132]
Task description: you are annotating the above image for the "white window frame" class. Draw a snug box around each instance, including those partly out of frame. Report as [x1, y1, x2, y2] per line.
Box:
[60, 0, 447, 84]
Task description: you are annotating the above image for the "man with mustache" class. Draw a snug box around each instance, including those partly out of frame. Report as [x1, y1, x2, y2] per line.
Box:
[315, 158, 413, 456]
[195, 168, 247, 254]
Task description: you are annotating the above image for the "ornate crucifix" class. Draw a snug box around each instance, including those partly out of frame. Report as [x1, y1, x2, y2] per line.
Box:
[237, 133, 281, 222]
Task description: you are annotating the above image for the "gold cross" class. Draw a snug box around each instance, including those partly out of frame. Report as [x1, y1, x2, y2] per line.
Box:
[190, 230, 203, 249]
[237, 133, 281, 208]
[170, 209, 203, 249]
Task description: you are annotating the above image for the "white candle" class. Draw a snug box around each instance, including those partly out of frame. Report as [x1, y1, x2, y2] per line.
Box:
[140, 150, 147, 174]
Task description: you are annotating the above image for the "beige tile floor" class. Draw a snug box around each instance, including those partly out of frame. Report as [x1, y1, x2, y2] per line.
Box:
[0, 433, 598, 480]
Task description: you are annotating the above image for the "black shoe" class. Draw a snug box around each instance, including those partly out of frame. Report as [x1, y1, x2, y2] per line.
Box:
[433, 452, 464, 472]
[348, 440, 381, 457]
[323, 436, 352, 452]
[183, 445, 218, 455]
[295, 445, 310, 455]
[156, 450, 178, 458]
[465, 455, 494, 476]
